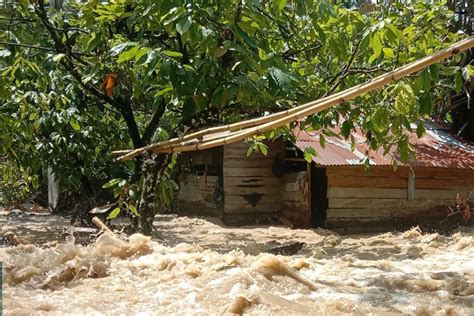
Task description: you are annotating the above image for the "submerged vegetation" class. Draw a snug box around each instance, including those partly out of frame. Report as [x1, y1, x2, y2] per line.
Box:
[0, 0, 472, 232]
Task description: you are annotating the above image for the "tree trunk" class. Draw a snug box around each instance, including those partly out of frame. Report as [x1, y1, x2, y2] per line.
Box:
[137, 153, 164, 235]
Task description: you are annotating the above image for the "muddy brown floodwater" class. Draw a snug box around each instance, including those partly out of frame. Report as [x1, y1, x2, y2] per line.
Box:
[0, 211, 473, 315]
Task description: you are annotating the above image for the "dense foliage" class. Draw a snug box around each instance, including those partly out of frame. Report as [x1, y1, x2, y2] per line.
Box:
[0, 0, 471, 230]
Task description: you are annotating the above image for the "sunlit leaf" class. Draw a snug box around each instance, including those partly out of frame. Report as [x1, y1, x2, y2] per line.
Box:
[107, 207, 121, 219]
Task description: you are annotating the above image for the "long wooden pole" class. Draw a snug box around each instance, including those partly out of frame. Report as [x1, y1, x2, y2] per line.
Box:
[117, 37, 474, 160]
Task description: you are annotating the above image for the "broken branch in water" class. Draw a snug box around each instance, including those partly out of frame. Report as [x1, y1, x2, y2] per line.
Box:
[92, 216, 114, 235]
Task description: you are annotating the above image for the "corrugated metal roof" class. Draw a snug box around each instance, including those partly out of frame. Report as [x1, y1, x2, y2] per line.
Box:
[294, 121, 474, 169]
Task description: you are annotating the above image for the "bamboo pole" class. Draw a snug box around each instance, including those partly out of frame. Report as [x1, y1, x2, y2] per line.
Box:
[113, 100, 322, 159]
[118, 37, 474, 160]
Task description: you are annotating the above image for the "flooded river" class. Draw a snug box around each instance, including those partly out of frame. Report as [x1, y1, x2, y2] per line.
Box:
[1, 211, 473, 315]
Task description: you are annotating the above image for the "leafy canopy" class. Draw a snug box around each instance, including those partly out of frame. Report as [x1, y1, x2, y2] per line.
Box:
[0, 0, 470, 202]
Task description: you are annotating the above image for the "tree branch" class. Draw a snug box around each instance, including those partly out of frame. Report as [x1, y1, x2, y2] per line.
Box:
[0, 17, 35, 23]
[141, 99, 167, 144]
[0, 40, 91, 56]
[281, 43, 322, 59]
[324, 32, 365, 96]
[0, 41, 55, 52]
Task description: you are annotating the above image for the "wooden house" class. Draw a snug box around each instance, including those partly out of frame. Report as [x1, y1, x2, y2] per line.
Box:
[176, 122, 474, 233]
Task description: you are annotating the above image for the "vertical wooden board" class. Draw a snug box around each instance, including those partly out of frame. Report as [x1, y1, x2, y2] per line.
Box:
[407, 169, 415, 201]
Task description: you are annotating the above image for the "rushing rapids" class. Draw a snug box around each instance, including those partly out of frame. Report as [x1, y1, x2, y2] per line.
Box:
[1, 212, 473, 315]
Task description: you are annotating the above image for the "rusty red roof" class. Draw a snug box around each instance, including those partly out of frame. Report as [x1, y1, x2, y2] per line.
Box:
[293, 121, 474, 169]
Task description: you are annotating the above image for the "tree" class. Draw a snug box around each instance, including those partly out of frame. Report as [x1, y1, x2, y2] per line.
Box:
[0, 0, 469, 233]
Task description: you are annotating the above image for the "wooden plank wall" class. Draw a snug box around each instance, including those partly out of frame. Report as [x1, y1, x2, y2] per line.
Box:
[326, 166, 474, 232]
[280, 170, 310, 228]
[223, 141, 285, 224]
[177, 173, 222, 217]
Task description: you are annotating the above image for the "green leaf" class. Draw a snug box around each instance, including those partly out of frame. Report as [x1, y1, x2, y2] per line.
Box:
[128, 204, 139, 216]
[176, 16, 192, 35]
[110, 42, 137, 56]
[103, 178, 121, 188]
[385, 24, 400, 44]
[155, 86, 174, 96]
[371, 109, 389, 134]
[257, 142, 268, 156]
[419, 93, 433, 115]
[341, 120, 351, 139]
[371, 32, 383, 59]
[69, 118, 81, 131]
[117, 46, 139, 63]
[303, 147, 316, 163]
[107, 207, 121, 220]
[214, 46, 228, 58]
[162, 50, 183, 58]
[274, 0, 287, 12]
[416, 122, 426, 138]
[319, 134, 326, 148]
[420, 69, 431, 91]
[134, 48, 150, 63]
[295, 0, 307, 16]
[398, 139, 410, 163]
[52, 53, 65, 62]
[429, 64, 439, 82]
[454, 72, 463, 94]
[235, 25, 258, 49]
[382, 47, 394, 59]
[258, 48, 268, 61]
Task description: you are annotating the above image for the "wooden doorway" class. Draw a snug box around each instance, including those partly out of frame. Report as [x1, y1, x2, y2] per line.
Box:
[311, 164, 328, 228]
